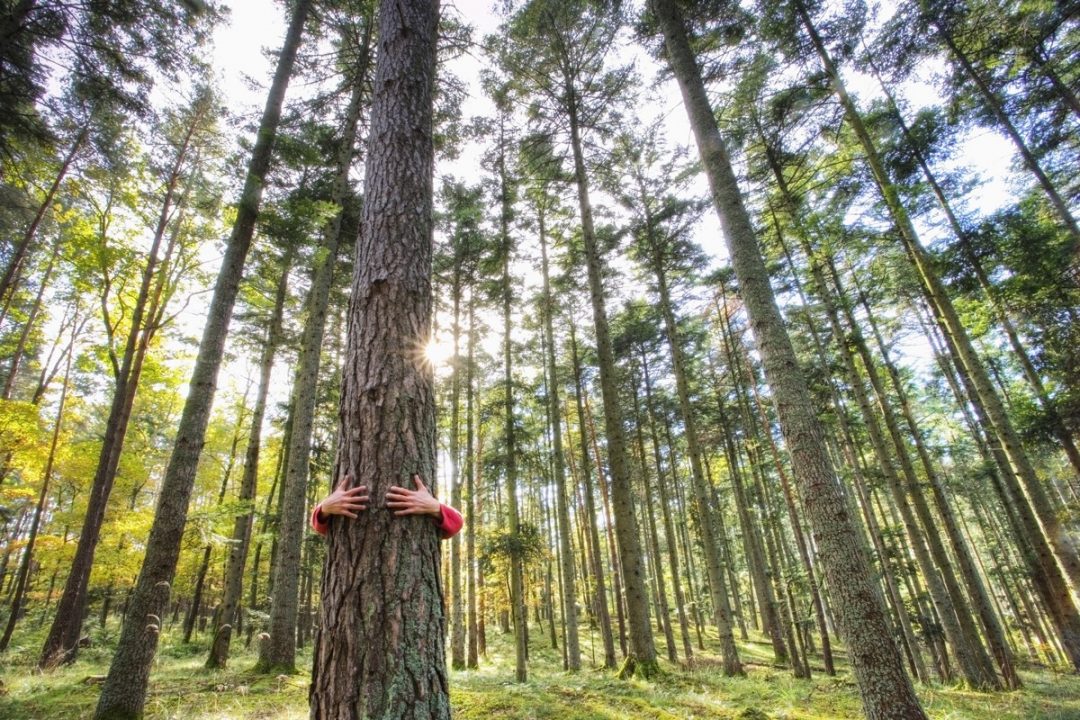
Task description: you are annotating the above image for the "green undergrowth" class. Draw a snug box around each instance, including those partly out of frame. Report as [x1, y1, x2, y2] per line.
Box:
[2, 620, 1079, 719]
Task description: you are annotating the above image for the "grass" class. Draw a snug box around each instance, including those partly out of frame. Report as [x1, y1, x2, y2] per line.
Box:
[2, 618, 1079, 719]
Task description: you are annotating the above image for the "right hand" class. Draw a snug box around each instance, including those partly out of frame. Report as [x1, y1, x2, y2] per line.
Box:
[318, 473, 369, 519]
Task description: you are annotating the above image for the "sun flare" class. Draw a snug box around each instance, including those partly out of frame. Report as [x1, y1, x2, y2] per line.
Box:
[424, 338, 454, 367]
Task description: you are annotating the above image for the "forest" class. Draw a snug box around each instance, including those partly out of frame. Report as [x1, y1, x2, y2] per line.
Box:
[0, 0, 1078, 718]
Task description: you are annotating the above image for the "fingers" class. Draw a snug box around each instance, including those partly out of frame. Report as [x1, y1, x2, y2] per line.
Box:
[335, 473, 353, 492]
[412, 473, 427, 492]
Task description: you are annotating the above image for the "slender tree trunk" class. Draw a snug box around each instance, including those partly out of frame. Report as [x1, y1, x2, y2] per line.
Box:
[308, 0, 447, 715]
[564, 79, 657, 677]
[652, 1, 927, 715]
[2, 230, 61, 400]
[928, 12, 1080, 240]
[465, 292, 479, 669]
[801, 0, 1080, 611]
[206, 244, 295, 668]
[42, 104, 203, 668]
[0, 322, 74, 650]
[630, 378, 676, 662]
[569, 324, 617, 668]
[641, 367, 693, 662]
[0, 126, 86, 311]
[538, 214, 580, 670]
[93, 3, 310, 715]
[644, 219, 742, 672]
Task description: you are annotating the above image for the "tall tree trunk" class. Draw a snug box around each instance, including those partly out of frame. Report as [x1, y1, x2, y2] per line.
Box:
[799, 0, 1080, 611]
[263, 13, 371, 671]
[206, 244, 295, 668]
[862, 58, 1080, 482]
[583, 396, 628, 657]
[42, 103, 204, 668]
[630, 376, 676, 662]
[449, 251, 465, 671]
[651, 1, 927, 716]
[0, 321, 74, 650]
[93, 3, 310, 716]
[564, 85, 657, 677]
[538, 212, 581, 670]
[927, 11, 1080, 240]
[492, 118, 528, 683]
[643, 210, 742, 672]
[847, 271, 1020, 688]
[465, 291, 479, 669]
[307, 0, 447, 715]
[569, 323, 617, 668]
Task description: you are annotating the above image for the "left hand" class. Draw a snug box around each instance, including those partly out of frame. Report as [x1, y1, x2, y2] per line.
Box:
[386, 473, 441, 517]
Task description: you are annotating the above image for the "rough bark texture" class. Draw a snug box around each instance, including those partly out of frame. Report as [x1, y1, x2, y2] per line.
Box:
[307, 0, 448, 717]
[651, 0, 927, 716]
[92, 3, 310, 716]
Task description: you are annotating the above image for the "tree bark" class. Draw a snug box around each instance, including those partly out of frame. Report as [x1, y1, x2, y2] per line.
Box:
[307, 0, 448, 716]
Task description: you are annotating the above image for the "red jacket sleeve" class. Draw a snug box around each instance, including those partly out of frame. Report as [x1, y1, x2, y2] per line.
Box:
[311, 502, 462, 539]
[436, 503, 463, 539]
[311, 504, 329, 536]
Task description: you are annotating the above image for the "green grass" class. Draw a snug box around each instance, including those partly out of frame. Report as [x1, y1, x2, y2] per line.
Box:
[2, 619, 1079, 719]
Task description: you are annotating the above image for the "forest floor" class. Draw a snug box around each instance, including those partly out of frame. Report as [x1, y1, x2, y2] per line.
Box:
[2, 619, 1079, 719]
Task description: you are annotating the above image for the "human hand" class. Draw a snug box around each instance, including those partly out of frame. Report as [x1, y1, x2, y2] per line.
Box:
[386, 473, 441, 517]
[318, 473, 369, 519]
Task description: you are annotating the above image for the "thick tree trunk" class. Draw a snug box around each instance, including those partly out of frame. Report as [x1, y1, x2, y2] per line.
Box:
[92, 3, 310, 716]
[307, 0, 447, 716]
[651, 1, 927, 716]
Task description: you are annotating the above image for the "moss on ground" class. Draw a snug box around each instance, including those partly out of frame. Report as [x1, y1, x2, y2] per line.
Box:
[2, 621, 1078, 719]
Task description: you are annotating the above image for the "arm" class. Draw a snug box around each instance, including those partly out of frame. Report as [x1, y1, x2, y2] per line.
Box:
[387, 474, 463, 540]
[310, 474, 369, 536]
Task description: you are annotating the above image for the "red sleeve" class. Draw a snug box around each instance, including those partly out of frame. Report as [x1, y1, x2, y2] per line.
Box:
[311, 504, 329, 536]
[436, 503, 463, 539]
